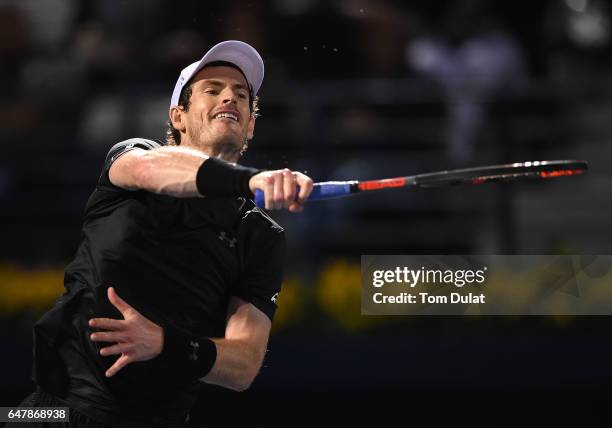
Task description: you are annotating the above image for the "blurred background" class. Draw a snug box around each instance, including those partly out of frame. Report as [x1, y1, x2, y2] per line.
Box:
[1, 0, 612, 425]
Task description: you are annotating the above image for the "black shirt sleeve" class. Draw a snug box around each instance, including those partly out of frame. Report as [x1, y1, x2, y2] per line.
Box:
[97, 138, 162, 191]
[234, 211, 286, 322]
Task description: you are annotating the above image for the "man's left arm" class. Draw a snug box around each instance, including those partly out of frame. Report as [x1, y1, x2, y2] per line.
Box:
[88, 290, 270, 390]
[202, 297, 271, 391]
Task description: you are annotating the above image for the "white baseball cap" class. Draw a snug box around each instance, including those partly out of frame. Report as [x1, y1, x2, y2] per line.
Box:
[169, 40, 264, 108]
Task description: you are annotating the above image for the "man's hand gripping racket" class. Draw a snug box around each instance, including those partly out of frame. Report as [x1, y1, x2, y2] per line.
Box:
[254, 160, 588, 208]
[249, 168, 313, 212]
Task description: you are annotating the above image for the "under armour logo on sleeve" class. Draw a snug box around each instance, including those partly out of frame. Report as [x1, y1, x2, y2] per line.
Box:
[271, 292, 279, 303]
[189, 341, 199, 361]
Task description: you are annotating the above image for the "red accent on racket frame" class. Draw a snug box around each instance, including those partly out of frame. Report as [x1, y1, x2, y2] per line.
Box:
[539, 169, 584, 179]
[358, 177, 406, 191]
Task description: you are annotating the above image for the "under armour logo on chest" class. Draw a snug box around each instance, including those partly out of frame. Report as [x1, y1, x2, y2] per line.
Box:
[218, 231, 237, 248]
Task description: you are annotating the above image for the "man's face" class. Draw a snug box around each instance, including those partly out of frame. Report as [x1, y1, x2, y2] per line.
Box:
[176, 65, 255, 157]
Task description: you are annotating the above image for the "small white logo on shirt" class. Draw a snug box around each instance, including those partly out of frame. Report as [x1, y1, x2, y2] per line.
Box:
[189, 341, 199, 361]
[218, 231, 237, 248]
[271, 293, 279, 303]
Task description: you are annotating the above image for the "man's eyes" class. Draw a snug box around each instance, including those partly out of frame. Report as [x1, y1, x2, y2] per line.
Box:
[203, 88, 248, 99]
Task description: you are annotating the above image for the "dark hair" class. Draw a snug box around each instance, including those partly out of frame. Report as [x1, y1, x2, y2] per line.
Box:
[165, 62, 260, 146]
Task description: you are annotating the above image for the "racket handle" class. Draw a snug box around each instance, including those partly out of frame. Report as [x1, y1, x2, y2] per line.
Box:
[254, 181, 353, 207]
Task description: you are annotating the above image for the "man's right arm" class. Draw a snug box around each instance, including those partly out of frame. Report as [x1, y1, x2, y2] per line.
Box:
[108, 146, 207, 197]
[108, 145, 314, 210]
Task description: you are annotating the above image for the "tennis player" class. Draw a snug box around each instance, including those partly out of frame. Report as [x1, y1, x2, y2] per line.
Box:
[10, 40, 312, 427]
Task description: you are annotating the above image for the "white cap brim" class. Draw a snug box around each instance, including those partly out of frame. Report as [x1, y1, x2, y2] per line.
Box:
[170, 40, 264, 108]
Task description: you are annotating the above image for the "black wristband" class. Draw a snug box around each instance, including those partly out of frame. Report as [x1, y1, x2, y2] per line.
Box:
[196, 157, 261, 197]
[158, 323, 217, 380]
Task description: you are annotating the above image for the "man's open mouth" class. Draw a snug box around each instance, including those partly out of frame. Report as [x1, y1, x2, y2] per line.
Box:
[213, 112, 239, 121]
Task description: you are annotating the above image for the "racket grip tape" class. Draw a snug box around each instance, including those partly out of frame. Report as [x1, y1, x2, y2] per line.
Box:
[254, 181, 353, 207]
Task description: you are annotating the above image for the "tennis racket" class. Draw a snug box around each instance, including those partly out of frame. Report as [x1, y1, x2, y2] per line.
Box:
[254, 160, 588, 207]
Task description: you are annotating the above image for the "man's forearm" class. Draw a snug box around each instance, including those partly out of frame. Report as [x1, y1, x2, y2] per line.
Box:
[113, 146, 207, 197]
[110, 146, 261, 199]
[202, 337, 266, 392]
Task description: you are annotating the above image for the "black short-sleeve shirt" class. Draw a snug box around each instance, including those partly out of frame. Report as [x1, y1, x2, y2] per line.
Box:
[33, 138, 285, 425]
